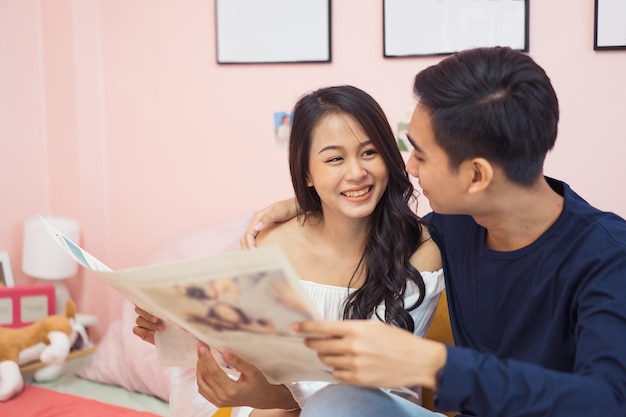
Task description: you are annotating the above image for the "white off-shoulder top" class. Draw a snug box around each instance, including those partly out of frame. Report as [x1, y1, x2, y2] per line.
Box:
[181, 269, 445, 417]
[301, 269, 444, 331]
[284, 269, 445, 409]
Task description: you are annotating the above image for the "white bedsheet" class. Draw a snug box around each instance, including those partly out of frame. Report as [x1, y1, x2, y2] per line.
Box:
[31, 375, 171, 417]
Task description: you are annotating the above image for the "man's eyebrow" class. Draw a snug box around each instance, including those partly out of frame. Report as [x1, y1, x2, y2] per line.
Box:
[405, 134, 422, 152]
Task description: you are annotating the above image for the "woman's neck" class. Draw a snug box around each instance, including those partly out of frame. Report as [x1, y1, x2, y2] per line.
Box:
[305, 212, 368, 254]
[298, 212, 368, 288]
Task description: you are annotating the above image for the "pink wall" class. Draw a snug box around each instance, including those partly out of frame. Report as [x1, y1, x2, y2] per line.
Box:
[2, 0, 625, 339]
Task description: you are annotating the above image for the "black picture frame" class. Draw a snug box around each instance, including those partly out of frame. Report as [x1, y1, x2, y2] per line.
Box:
[215, 0, 332, 64]
[0, 251, 14, 287]
[594, 0, 626, 50]
[383, 0, 529, 58]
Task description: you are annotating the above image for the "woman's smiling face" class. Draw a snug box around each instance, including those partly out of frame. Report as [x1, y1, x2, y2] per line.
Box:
[306, 113, 388, 221]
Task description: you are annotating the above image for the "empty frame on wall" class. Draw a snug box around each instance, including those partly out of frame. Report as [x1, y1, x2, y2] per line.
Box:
[594, 0, 626, 50]
[383, 0, 529, 57]
[215, 0, 331, 64]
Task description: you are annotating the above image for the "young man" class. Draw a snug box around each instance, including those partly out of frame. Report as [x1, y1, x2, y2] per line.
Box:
[242, 47, 626, 416]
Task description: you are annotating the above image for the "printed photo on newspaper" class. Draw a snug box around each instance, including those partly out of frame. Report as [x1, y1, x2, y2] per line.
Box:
[41, 216, 334, 385]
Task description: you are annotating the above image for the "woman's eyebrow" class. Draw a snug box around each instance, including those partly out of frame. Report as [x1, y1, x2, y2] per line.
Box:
[317, 140, 373, 155]
[318, 145, 341, 154]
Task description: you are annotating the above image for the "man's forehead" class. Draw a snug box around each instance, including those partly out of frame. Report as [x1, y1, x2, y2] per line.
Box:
[407, 106, 432, 145]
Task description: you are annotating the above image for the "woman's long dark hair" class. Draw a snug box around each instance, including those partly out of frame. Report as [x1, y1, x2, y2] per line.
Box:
[288, 85, 426, 332]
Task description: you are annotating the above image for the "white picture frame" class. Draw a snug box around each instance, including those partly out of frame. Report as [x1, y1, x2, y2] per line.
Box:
[0, 251, 15, 287]
[594, 0, 626, 50]
[383, 0, 529, 58]
[215, 0, 331, 64]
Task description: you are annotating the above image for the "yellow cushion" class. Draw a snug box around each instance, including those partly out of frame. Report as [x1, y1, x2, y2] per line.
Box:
[422, 290, 456, 417]
[212, 408, 233, 417]
[424, 290, 454, 346]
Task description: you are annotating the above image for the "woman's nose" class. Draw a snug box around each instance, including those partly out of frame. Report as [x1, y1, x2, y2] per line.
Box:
[345, 159, 367, 181]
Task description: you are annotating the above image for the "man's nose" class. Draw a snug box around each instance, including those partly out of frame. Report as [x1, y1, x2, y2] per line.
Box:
[405, 152, 419, 178]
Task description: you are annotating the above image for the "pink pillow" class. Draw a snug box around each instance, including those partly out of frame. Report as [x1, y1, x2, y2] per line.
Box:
[77, 214, 252, 401]
[77, 300, 171, 401]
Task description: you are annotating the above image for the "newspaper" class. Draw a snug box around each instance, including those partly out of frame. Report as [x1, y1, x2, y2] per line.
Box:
[42, 217, 334, 385]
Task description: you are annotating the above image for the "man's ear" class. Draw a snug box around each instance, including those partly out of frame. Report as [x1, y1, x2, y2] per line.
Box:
[467, 157, 493, 194]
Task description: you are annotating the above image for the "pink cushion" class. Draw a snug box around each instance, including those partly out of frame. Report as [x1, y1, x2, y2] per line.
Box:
[3, 385, 163, 417]
[77, 300, 171, 401]
[77, 215, 252, 402]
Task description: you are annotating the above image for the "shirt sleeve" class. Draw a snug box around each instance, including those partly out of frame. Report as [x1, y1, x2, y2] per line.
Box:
[435, 273, 626, 417]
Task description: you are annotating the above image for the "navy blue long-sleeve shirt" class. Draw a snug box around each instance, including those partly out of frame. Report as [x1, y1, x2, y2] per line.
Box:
[425, 178, 626, 416]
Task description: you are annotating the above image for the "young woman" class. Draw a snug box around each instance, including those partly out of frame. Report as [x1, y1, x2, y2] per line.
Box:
[134, 85, 444, 417]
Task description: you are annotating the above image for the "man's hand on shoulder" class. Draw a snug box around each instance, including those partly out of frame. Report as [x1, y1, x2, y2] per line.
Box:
[240, 197, 298, 249]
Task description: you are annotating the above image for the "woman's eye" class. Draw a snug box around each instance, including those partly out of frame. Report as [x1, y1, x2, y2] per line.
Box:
[326, 156, 343, 163]
[362, 149, 378, 157]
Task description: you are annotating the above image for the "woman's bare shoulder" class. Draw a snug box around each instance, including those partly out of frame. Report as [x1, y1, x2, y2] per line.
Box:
[256, 217, 299, 248]
[409, 227, 442, 272]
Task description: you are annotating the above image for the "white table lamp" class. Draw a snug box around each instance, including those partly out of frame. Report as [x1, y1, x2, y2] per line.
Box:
[22, 216, 80, 314]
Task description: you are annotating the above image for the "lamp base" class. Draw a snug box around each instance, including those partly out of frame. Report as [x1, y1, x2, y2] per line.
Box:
[37, 279, 71, 315]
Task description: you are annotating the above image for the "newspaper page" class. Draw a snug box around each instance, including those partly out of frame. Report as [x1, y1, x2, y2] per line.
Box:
[42, 217, 334, 384]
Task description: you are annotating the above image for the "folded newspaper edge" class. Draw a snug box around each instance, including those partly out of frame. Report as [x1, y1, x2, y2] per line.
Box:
[41, 216, 333, 384]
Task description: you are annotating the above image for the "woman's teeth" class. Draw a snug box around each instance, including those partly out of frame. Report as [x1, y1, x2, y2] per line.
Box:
[342, 187, 371, 198]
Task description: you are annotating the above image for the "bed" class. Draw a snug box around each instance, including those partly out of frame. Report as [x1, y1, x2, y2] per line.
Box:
[4, 213, 453, 416]
[7, 378, 171, 417]
[5, 302, 173, 417]
[2, 216, 251, 417]
[6, 339, 170, 416]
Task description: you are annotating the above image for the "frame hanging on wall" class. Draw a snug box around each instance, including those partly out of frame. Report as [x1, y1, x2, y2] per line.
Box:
[594, 0, 626, 50]
[383, 0, 529, 58]
[215, 0, 331, 64]
[0, 251, 14, 288]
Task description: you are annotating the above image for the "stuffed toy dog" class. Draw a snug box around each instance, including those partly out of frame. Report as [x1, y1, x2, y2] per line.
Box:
[0, 300, 78, 401]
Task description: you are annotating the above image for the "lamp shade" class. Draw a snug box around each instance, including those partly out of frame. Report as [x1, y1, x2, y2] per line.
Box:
[22, 216, 80, 280]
